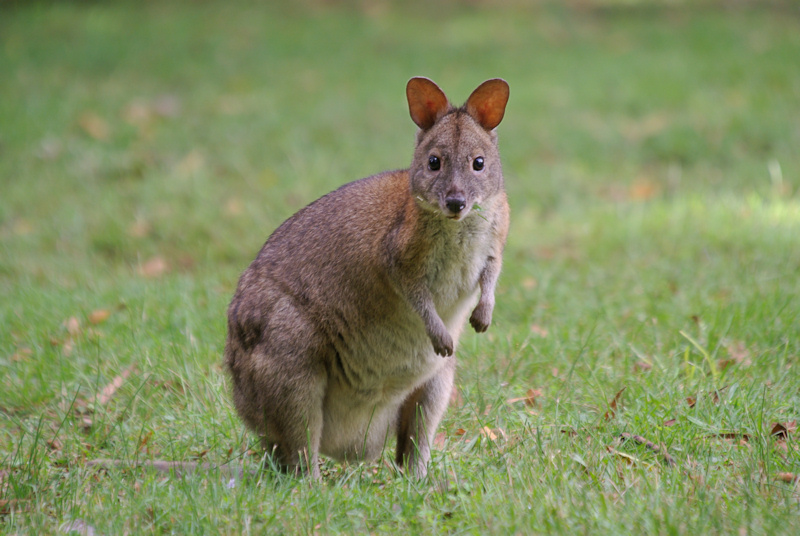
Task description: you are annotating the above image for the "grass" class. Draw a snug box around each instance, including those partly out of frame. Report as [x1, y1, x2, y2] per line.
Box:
[2, 0, 800, 533]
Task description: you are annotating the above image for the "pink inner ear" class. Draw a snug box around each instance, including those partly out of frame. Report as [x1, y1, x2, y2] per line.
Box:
[418, 98, 445, 128]
[407, 77, 450, 129]
[475, 102, 499, 129]
[465, 79, 509, 130]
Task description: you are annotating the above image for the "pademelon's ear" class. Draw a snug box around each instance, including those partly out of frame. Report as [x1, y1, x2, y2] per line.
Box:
[406, 77, 450, 130]
[464, 78, 510, 131]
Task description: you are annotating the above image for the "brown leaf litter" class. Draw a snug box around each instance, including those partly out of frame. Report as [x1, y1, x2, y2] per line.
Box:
[604, 387, 626, 421]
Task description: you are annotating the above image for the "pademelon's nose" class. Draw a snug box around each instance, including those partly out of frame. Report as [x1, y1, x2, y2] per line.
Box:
[445, 196, 466, 214]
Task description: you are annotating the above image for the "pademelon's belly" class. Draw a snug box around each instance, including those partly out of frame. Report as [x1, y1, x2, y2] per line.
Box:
[318, 286, 479, 462]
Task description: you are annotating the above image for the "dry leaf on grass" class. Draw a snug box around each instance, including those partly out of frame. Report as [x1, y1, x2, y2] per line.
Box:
[176, 150, 205, 177]
[11, 347, 32, 363]
[507, 388, 543, 407]
[607, 446, 639, 465]
[604, 387, 626, 421]
[12, 219, 34, 236]
[724, 340, 751, 366]
[479, 427, 506, 442]
[153, 379, 186, 396]
[121, 95, 181, 127]
[138, 430, 154, 453]
[629, 177, 661, 201]
[65, 316, 81, 336]
[0, 499, 31, 515]
[78, 112, 110, 141]
[710, 387, 726, 404]
[620, 112, 671, 142]
[128, 219, 152, 238]
[139, 256, 169, 278]
[88, 309, 112, 325]
[709, 432, 751, 443]
[121, 100, 153, 126]
[686, 386, 728, 409]
[770, 421, 796, 440]
[529, 324, 548, 338]
[52, 317, 83, 356]
[224, 197, 244, 217]
[94, 365, 136, 406]
[79, 417, 94, 432]
[776, 472, 799, 483]
[663, 418, 677, 427]
[633, 361, 652, 372]
[177, 254, 196, 271]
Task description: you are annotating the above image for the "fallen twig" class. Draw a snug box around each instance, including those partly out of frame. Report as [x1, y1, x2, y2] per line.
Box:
[706, 432, 751, 443]
[619, 433, 676, 467]
[0, 499, 31, 515]
[86, 459, 253, 481]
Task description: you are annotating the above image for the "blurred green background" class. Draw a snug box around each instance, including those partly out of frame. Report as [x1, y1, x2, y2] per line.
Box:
[3, 0, 798, 282]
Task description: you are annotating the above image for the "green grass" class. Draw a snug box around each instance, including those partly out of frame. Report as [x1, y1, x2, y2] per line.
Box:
[2, 0, 800, 533]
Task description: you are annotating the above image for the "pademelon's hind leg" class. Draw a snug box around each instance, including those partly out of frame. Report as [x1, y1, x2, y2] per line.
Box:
[254, 363, 326, 478]
[227, 300, 329, 478]
[395, 356, 455, 478]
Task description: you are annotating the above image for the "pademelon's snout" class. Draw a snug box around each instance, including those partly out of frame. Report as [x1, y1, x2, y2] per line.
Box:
[444, 195, 466, 216]
[441, 187, 473, 220]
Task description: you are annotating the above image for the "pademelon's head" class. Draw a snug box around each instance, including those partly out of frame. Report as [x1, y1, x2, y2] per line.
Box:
[406, 77, 509, 221]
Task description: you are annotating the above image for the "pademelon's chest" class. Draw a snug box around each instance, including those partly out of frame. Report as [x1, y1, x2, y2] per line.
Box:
[425, 222, 490, 307]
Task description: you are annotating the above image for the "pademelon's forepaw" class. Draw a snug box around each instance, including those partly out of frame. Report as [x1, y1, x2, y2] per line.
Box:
[469, 303, 492, 333]
[430, 330, 454, 357]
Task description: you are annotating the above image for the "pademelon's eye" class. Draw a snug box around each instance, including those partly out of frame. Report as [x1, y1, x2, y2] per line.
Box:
[428, 155, 441, 171]
[473, 157, 485, 171]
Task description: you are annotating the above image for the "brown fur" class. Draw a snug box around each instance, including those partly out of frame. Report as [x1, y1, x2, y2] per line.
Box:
[225, 77, 510, 478]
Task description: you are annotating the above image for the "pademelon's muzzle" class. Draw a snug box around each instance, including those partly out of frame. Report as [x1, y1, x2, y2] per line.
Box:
[445, 195, 466, 215]
[442, 190, 471, 220]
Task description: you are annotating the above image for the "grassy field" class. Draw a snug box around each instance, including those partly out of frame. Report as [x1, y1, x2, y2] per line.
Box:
[2, 0, 800, 533]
